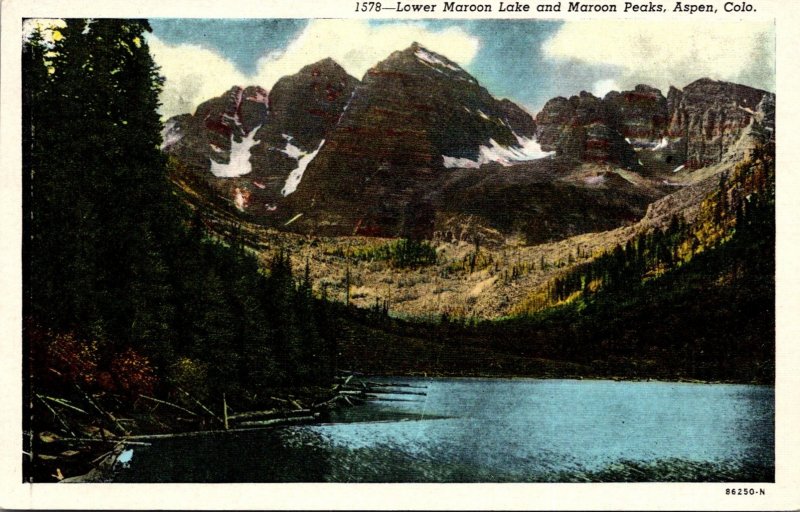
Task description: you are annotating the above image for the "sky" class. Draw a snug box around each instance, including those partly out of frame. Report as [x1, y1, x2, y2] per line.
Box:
[146, 18, 775, 120]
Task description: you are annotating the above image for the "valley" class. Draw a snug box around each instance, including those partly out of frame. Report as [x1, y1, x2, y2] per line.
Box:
[22, 19, 776, 484]
[163, 42, 775, 382]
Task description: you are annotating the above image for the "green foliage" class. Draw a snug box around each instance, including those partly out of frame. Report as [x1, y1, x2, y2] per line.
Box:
[24, 20, 337, 409]
[513, 144, 775, 317]
[498, 143, 775, 382]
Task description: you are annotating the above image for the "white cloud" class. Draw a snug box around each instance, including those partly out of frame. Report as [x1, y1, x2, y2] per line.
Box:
[251, 20, 479, 89]
[148, 36, 249, 119]
[149, 20, 480, 120]
[591, 78, 621, 98]
[542, 21, 774, 95]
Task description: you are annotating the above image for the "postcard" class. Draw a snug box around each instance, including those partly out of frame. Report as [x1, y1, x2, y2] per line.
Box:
[1, 0, 798, 509]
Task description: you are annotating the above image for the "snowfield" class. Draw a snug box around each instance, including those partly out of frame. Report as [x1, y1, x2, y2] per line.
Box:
[209, 127, 260, 178]
[281, 139, 325, 196]
[442, 134, 554, 169]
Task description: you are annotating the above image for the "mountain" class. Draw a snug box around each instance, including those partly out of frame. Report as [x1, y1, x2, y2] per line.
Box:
[535, 79, 774, 174]
[284, 43, 548, 237]
[162, 59, 359, 214]
[163, 85, 269, 170]
[163, 44, 774, 244]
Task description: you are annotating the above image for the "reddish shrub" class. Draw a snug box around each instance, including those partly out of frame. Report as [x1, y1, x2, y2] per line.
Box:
[45, 332, 99, 387]
[110, 347, 157, 397]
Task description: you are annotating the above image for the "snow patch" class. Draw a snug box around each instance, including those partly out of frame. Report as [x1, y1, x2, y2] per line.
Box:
[414, 49, 475, 83]
[415, 48, 461, 72]
[281, 141, 304, 160]
[209, 127, 260, 178]
[281, 139, 325, 196]
[442, 133, 554, 169]
[651, 137, 669, 151]
[442, 156, 481, 169]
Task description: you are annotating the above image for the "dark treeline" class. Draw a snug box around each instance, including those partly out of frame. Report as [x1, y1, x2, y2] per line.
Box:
[23, 19, 336, 411]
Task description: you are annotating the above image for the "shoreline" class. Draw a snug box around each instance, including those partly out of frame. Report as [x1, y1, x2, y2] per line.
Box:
[356, 369, 774, 386]
[30, 370, 771, 482]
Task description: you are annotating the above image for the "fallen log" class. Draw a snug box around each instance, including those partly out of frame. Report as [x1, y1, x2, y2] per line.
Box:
[123, 419, 319, 441]
[364, 395, 421, 402]
[175, 386, 224, 425]
[75, 385, 128, 435]
[365, 382, 427, 389]
[237, 415, 317, 428]
[311, 394, 348, 410]
[339, 390, 365, 396]
[139, 395, 198, 417]
[46, 437, 152, 447]
[39, 395, 89, 415]
[362, 389, 427, 396]
[268, 396, 304, 410]
[35, 394, 75, 437]
[228, 408, 311, 422]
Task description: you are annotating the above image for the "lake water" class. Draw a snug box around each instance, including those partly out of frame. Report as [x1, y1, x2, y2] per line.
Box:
[113, 378, 774, 482]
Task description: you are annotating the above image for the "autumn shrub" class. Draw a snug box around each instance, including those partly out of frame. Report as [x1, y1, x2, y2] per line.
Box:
[110, 347, 157, 397]
[45, 331, 100, 387]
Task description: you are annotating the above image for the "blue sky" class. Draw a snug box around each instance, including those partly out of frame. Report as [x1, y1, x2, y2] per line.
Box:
[147, 18, 774, 119]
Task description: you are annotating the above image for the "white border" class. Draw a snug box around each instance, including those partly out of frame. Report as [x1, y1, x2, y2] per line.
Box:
[2, 0, 798, 509]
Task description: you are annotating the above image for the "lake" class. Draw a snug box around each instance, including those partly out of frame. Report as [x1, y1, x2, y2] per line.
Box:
[112, 378, 774, 482]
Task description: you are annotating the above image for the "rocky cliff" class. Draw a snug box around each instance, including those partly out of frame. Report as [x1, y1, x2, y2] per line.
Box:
[534, 79, 773, 173]
[665, 78, 773, 169]
[535, 91, 638, 168]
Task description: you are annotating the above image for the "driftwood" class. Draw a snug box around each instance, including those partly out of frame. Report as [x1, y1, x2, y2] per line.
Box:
[175, 386, 224, 425]
[227, 408, 311, 422]
[364, 395, 420, 402]
[268, 396, 304, 410]
[365, 381, 426, 389]
[360, 388, 427, 396]
[47, 437, 152, 447]
[35, 394, 75, 436]
[139, 395, 198, 417]
[75, 385, 127, 435]
[312, 394, 348, 410]
[122, 421, 316, 441]
[39, 395, 89, 415]
[237, 415, 317, 428]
